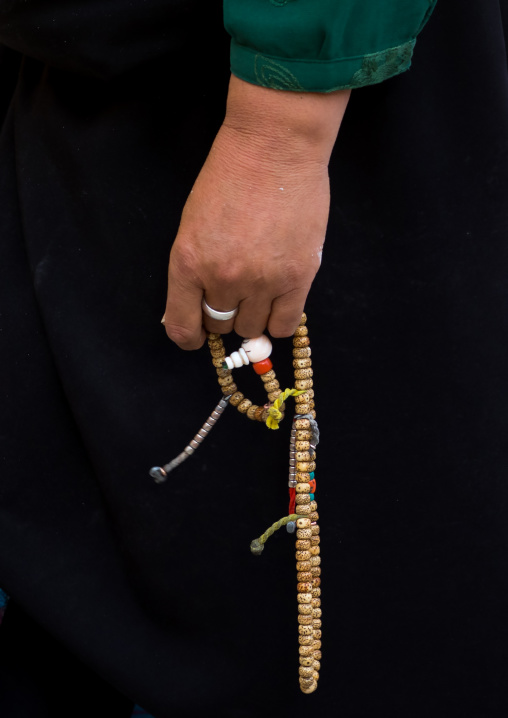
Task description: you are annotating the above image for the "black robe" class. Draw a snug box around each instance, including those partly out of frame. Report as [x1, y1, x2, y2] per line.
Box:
[1, 1, 508, 716]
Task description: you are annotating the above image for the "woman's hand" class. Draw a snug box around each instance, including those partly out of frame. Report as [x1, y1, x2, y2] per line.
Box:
[163, 76, 350, 349]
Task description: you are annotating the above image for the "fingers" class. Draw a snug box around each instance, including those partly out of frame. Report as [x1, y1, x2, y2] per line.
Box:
[268, 287, 310, 338]
[164, 262, 206, 350]
[203, 293, 273, 339]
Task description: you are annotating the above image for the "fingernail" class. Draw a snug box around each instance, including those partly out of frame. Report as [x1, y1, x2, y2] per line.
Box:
[161, 313, 166, 324]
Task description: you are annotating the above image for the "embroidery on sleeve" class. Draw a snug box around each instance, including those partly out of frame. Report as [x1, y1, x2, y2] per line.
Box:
[254, 54, 305, 91]
[350, 41, 414, 87]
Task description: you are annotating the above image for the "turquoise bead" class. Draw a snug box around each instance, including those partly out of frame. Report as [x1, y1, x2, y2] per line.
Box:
[310, 471, 315, 479]
[310, 494, 315, 500]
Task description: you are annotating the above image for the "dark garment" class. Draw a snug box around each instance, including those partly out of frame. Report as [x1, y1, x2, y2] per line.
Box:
[1, 1, 508, 716]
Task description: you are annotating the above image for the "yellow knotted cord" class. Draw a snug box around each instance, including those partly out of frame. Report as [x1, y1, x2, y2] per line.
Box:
[250, 514, 307, 555]
[265, 388, 305, 430]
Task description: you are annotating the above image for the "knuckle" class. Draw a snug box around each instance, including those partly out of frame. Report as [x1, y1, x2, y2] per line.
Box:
[164, 322, 199, 348]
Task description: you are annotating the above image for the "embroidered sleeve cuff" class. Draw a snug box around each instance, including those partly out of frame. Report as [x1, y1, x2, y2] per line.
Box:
[230, 38, 416, 93]
[225, 0, 437, 93]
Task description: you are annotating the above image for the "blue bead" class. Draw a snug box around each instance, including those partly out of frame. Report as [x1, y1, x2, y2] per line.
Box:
[309, 494, 315, 500]
[286, 521, 296, 534]
[309, 471, 315, 479]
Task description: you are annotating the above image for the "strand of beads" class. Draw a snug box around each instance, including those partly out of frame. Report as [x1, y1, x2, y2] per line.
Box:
[207, 334, 285, 424]
[293, 314, 321, 694]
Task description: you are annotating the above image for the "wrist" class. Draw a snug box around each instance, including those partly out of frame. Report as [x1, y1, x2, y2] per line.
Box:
[223, 74, 350, 166]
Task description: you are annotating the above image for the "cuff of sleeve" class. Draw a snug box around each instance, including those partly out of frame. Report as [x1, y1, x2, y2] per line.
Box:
[230, 38, 416, 93]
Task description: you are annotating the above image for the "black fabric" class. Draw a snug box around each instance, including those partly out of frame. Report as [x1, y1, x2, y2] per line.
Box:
[1, 1, 508, 716]
[0, 601, 134, 717]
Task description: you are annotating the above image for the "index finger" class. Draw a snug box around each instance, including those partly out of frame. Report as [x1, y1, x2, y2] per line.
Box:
[164, 261, 206, 350]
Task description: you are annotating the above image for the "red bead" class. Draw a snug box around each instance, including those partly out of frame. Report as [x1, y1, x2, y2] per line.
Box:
[252, 358, 273, 375]
[309, 479, 316, 493]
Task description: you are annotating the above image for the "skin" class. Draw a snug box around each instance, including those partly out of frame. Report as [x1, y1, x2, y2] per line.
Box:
[164, 75, 350, 350]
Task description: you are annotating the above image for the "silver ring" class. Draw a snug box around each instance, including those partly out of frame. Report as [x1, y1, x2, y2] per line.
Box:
[202, 298, 239, 321]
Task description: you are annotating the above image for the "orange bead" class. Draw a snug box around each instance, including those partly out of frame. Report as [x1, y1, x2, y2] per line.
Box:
[253, 358, 273, 375]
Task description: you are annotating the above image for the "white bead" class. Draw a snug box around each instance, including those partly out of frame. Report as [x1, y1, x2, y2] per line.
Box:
[238, 347, 249, 364]
[241, 336, 272, 363]
[230, 351, 243, 368]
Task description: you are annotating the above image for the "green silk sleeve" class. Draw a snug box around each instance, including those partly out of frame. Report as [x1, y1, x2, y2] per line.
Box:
[224, 0, 437, 92]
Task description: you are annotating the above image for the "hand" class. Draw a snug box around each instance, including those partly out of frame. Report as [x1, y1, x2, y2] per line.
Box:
[163, 76, 350, 349]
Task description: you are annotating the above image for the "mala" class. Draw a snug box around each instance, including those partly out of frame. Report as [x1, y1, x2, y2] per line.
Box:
[150, 313, 321, 694]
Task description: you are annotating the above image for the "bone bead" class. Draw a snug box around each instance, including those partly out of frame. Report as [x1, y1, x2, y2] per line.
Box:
[207, 332, 221, 341]
[209, 347, 226, 358]
[309, 511, 319, 521]
[294, 417, 311, 429]
[299, 666, 314, 678]
[222, 383, 237, 396]
[313, 630, 322, 640]
[296, 518, 311, 529]
[313, 660, 321, 671]
[246, 404, 259, 420]
[299, 675, 314, 687]
[300, 656, 314, 667]
[215, 366, 230, 378]
[296, 528, 312, 540]
[301, 681, 318, 695]
[296, 451, 312, 462]
[296, 550, 311, 561]
[311, 567, 321, 577]
[310, 536, 320, 545]
[294, 325, 308, 337]
[296, 441, 311, 451]
[296, 431, 312, 442]
[295, 379, 313, 391]
[298, 635, 313, 646]
[298, 603, 313, 615]
[297, 588, 313, 600]
[293, 357, 312, 369]
[294, 367, 313, 380]
[296, 540, 311, 550]
[311, 640, 322, 650]
[218, 374, 234, 386]
[295, 403, 311, 415]
[297, 505, 311, 516]
[310, 556, 321, 567]
[262, 379, 280, 393]
[295, 494, 310, 506]
[254, 406, 265, 421]
[237, 398, 252, 413]
[267, 390, 282, 403]
[293, 336, 310, 348]
[207, 340, 223, 351]
[296, 561, 311, 572]
[299, 645, 314, 656]
[297, 571, 313, 582]
[298, 614, 313, 625]
[313, 650, 322, 660]
[294, 392, 312, 404]
[313, 619, 322, 629]
[211, 356, 225, 368]
[311, 587, 321, 597]
[298, 624, 314, 636]
[311, 525, 320, 535]
[228, 391, 244, 407]
[295, 483, 311, 494]
[293, 346, 311, 359]
[297, 592, 312, 604]
[297, 461, 315, 473]
[310, 546, 320, 556]
[299, 312, 307, 325]
[310, 501, 318, 512]
[312, 597, 321, 608]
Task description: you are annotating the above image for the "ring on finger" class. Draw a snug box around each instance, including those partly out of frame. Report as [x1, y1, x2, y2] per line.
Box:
[202, 298, 239, 322]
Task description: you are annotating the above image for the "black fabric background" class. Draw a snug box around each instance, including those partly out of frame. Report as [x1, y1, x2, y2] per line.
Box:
[1, 1, 508, 716]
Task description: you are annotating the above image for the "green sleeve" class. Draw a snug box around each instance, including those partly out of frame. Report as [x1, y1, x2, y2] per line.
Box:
[224, 0, 437, 92]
